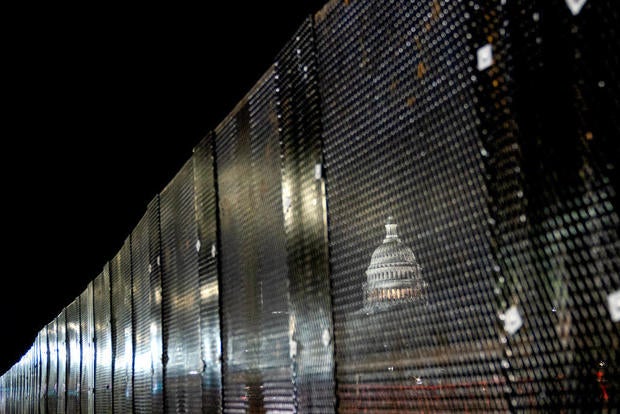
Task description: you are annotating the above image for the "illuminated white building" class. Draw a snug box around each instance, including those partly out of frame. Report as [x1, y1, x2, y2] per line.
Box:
[363, 217, 425, 312]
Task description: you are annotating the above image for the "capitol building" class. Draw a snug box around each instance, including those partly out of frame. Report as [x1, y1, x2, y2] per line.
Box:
[363, 217, 425, 312]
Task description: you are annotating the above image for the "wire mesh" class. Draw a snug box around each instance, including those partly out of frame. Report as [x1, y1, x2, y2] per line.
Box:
[149, 196, 165, 413]
[0, 368, 4, 412]
[1, 1, 619, 412]
[133, 203, 155, 413]
[80, 282, 95, 414]
[66, 298, 81, 412]
[131, 196, 165, 413]
[56, 309, 67, 414]
[111, 238, 134, 413]
[160, 160, 203, 413]
[471, 0, 620, 409]
[39, 327, 48, 414]
[93, 266, 113, 413]
[276, 18, 337, 413]
[315, 0, 507, 410]
[215, 68, 297, 412]
[193, 134, 223, 413]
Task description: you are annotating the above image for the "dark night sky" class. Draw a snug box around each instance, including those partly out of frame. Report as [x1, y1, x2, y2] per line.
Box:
[2, 1, 327, 374]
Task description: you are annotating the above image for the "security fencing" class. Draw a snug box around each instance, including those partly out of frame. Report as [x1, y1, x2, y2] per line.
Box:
[1, 0, 618, 412]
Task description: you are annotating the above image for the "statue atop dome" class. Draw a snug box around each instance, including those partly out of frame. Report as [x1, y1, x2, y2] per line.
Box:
[363, 216, 425, 313]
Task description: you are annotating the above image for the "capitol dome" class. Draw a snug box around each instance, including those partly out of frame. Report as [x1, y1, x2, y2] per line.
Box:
[363, 217, 425, 312]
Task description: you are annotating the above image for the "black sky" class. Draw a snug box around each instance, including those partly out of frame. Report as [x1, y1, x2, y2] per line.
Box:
[2, 1, 328, 374]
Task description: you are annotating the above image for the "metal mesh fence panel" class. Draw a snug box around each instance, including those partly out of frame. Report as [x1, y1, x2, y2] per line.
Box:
[30, 349, 34, 412]
[34, 342, 40, 413]
[22, 349, 27, 413]
[5, 373, 8, 413]
[215, 105, 248, 413]
[28, 344, 33, 412]
[35, 333, 42, 413]
[19, 351, 25, 412]
[9, 370, 13, 414]
[9, 363, 16, 413]
[93, 266, 113, 413]
[9, 367, 15, 413]
[111, 238, 134, 413]
[11, 367, 15, 413]
[314, 0, 620, 411]
[21, 353, 27, 412]
[133, 206, 153, 413]
[6, 368, 12, 413]
[32, 346, 38, 414]
[22, 354, 27, 412]
[16, 363, 21, 413]
[65, 298, 80, 412]
[56, 309, 67, 414]
[14, 352, 20, 411]
[149, 197, 165, 413]
[12, 366, 18, 414]
[33, 341, 39, 413]
[39, 327, 49, 414]
[470, 0, 620, 410]
[132, 196, 164, 413]
[22, 359, 26, 412]
[20, 351, 25, 412]
[12, 368, 15, 413]
[29, 345, 35, 413]
[469, 1, 545, 409]
[9, 351, 14, 409]
[315, 0, 507, 411]
[4, 365, 8, 412]
[47, 318, 58, 414]
[8, 367, 13, 413]
[16, 366, 19, 413]
[18, 362, 24, 413]
[5, 369, 9, 413]
[29, 347, 34, 412]
[3, 372, 7, 412]
[249, 69, 295, 414]
[26, 340, 34, 412]
[19, 361, 23, 412]
[80, 282, 95, 414]
[276, 18, 337, 413]
[161, 160, 203, 413]
[22, 347, 29, 413]
[18, 362, 23, 412]
[23, 340, 34, 413]
[21, 345, 31, 413]
[0, 370, 4, 412]
[19, 351, 24, 413]
[215, 68, 295, 413]
[193, 135, 223, 412]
